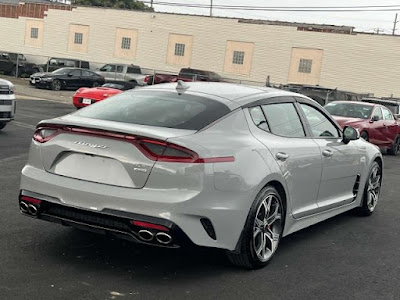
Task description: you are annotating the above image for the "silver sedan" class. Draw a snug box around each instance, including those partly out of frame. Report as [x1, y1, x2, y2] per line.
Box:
[19, 82, 382, 269]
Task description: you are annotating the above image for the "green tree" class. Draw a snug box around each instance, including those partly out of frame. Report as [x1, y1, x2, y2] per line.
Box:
[72, 0, 154, 11]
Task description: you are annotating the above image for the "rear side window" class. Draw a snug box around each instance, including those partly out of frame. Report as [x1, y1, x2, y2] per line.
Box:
[249, 106, 269, 131]
[127, 66, 141, 74]
[76, 91, 231, 130]
[261, 103, 305, 137]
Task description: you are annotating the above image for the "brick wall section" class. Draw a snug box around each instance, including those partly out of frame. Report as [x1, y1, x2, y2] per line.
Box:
[0, 3, 72, 19]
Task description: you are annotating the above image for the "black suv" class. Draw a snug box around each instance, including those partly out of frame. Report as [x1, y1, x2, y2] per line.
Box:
[41, 57, 90, 72]
[0, 52, 42, 77]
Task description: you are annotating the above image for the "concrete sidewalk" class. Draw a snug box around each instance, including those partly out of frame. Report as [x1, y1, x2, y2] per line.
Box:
[2, 75, 74, 103]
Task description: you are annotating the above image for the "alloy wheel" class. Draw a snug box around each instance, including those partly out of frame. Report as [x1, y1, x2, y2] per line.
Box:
[366, 164, 381, 212]
[253, 194, 283, 262]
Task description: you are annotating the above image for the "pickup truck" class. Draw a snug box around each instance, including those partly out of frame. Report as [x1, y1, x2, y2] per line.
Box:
[0, 78, 16, 130]
[146, 68, 223, 85]
[96, 64, 148, 86]
[0, 52, 43, 77]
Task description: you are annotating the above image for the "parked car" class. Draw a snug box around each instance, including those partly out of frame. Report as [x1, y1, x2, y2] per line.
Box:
[146, 68, 223, 85]
[362, 97, 400, 119]
[41, 57, 90, 73]
[31, 68, 105, 91]
[0, 78, 16, 130]
[281, 84, 366, 106]
[0, 52, 43, 77]
[96, 64, 148, 86]
[72, 82, 135, 109]
[325, 101, 400, 154]
[20, 82, 382, 269]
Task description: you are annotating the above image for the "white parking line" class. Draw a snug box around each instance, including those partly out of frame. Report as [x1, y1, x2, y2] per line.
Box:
[12, 121, 36, 130]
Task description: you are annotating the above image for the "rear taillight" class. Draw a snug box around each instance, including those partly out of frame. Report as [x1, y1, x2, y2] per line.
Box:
[131, 220, 169, 232]
[144, 76, 149, 83]
[20, 195, 42, 204]
[33, 127, 60, 143]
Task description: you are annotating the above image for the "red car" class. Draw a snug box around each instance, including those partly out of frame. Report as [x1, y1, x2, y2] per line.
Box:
[72, 82, 135, 109]
[325, 101, 400, 155]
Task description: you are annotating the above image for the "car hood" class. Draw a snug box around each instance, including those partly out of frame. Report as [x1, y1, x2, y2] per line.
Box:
[332, 116, 367, 128]
[31, 72, 49, 77]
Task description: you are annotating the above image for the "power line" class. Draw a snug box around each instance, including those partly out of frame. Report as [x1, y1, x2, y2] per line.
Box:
[145, 1, 400, 12]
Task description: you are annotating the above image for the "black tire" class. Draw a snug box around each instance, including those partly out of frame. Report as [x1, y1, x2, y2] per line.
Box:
[360, 131, 369, 141]
[387, 135, 400, 156]
[51, 79, 62, 91]
[354, 161, 382, 216]
[226, 186, 285, 269]
[0, 122, 6, 130]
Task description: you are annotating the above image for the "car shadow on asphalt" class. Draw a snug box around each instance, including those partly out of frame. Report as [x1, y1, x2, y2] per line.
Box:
[39, 209, 362, 278]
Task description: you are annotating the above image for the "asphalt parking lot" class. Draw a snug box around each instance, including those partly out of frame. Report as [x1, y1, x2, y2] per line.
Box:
[1, 99, 400, 300]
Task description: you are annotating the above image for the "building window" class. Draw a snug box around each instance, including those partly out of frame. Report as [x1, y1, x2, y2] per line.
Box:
[299, 59, 313, 73]
[74, 33, 83, 45]
[174, 43, 185, 56]
[121, 37, 131, 50]
[232, 51, 245, 65]
[31, 27, 39, 39]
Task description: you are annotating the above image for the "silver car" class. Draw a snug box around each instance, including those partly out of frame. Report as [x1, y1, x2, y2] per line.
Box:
[19, 82, 383, 269]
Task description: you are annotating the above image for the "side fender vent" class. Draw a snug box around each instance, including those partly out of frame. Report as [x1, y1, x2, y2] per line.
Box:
[353, 174, 361, 200]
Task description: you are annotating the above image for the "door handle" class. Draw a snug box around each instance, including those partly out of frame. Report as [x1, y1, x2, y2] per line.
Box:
[276, 152, 289, 161]
[322, 149, 333, 157]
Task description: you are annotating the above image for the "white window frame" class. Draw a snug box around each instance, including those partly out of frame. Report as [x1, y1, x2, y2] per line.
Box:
[232, 51, 245, 65]
[298, 59, 313, 73]
[121, 37, 131, 50]
[30, 27, 39, 39]
[74, 32, 83, 45]
[174, 43, 186, 56]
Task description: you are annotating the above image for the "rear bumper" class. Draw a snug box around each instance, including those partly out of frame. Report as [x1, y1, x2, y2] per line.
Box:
[20, 164, 250, 250]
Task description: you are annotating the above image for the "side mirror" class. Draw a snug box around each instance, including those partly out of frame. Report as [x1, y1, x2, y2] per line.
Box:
[343, 126, 360, 144]
[370, 115, 379, 122]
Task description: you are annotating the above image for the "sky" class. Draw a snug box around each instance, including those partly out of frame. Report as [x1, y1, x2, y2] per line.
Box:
[151, 0, 400, 33]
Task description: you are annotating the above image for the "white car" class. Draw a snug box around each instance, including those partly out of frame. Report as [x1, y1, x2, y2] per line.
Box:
[19, 82, 382, 269]
[0, 78, 16, 130]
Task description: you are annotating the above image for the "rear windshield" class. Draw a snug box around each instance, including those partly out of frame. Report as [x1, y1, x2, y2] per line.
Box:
[76, 90, 231, 130]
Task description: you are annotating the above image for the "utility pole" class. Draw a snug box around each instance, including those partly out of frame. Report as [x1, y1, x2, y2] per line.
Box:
[210, 0, 213, 17]
[150, 0, 153, 9]
[393, 13, 398, 35]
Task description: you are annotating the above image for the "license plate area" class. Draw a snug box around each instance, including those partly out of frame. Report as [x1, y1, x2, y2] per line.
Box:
[82, 98, 92, 105]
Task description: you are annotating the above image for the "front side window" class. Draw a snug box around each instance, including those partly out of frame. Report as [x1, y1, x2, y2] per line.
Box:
[300, 104, 340, 138]
[121, 37, 131, 50]
[372, 107, 383, 120]
[31, 27, 39, 39]
[74, 32, 83, 44]
[100, 64, 115, 72]
[382, 107, 394, 120]
[298, 59, 312, 73]
[233, 51, 245, 65]
[262, 103, 305, 137]
[174, 43, 185, 56]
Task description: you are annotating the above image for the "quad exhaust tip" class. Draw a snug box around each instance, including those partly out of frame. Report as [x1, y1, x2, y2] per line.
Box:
[138, 230, 154, 242]
[19, 201, 29, 214]
[156, 232, 172, 245]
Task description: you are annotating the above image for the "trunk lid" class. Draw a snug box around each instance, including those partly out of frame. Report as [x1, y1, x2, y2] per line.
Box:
[38, 115, 196, 189]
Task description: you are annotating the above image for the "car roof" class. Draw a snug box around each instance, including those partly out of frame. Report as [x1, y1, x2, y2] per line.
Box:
[139, 82, 307, 107]
[328, 100, 378, 107]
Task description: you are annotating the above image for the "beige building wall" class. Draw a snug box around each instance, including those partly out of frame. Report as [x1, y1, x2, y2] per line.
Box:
[0, 7, 399, 97]
[24, 19, 44, 48]
[166, 33, 193, 66]
[68, 24, 89, 53]
[288, 48, 324, 85]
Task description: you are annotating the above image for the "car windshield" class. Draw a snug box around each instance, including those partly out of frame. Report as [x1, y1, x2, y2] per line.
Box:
[325, 102, 373, 119]
[51, 68, 73, 75]
[102, 83, 125, 90]
[76, 90, 231, 130]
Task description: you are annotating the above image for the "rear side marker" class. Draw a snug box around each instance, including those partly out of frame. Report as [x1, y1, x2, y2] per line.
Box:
[33, 125, 235, 164]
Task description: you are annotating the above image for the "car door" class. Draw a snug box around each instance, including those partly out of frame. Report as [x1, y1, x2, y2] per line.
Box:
[247, 97, 323, 219]
[98, 64, 115, 81]
[369, 107, 387, 146]
[115, 65, 125, 81]
[297, 99, 361, 210]
[66, 69, 82, 88]
[381, 107, 399, 145]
